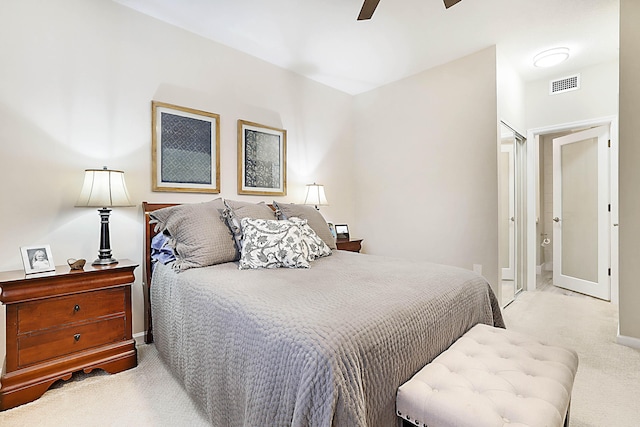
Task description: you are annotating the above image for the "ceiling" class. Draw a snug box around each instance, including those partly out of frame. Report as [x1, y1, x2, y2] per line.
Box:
[113, 0, 619, 95]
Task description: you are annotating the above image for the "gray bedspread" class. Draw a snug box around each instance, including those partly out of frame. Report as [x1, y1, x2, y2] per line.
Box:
[151, 250, 504, 427]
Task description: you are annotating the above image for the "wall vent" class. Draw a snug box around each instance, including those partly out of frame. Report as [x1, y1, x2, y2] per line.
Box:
[549, 74, 580, 95]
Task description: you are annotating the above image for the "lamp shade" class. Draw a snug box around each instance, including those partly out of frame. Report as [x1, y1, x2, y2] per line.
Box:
[303, 183, 328, 207]
[76, 167, 133, 208]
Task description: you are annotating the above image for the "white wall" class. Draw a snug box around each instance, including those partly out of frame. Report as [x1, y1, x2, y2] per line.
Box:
[497, 51, 526, 134]
[352, 47, 500, 290]
[525, 60, 619, 129]
[618, 0, 640, 345]
[0, 0, 356, 360]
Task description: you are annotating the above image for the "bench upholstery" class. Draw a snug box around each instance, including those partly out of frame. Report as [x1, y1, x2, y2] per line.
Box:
[396, 324, 579, 427]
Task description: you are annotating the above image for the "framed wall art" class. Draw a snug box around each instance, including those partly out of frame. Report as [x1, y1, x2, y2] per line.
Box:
[21, 244, 55, 274]
[237, 120, 287, 196]
[152, 101, 220, 193]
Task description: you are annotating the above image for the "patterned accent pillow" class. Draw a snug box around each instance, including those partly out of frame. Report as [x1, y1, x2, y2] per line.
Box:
[222, 200, 277, 257]
[272, 201, 337, 250]
[239, 218, 310, 270]
[150, 199, 236, 271]
[289, 217, 332, 261]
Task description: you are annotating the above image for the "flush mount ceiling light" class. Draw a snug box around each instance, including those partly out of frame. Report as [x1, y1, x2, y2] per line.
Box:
[533, 47, 570, 68]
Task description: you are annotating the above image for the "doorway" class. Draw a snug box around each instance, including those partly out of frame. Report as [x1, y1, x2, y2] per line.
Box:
[499, 122, 526, 307]
[526, 117, 618, 303]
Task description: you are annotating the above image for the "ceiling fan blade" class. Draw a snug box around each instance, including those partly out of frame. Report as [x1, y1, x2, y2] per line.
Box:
[358, 0, 381, 20]
[443, 0, 463, 8]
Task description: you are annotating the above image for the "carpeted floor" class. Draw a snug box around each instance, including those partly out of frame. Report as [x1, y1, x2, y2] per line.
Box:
[502, 290, 640, 427]
[0, 343, 210, 427]
[1, 289, 638, 426]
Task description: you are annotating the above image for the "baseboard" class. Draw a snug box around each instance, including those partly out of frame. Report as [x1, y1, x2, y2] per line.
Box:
[616, 333, 640, 350]
[133, 331, 146, 346]
[544, 262, 553, 272]
[536, 264, 543, 275]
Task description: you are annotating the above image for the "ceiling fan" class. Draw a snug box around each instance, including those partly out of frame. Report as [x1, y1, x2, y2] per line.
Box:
[358, 0, 462, 21]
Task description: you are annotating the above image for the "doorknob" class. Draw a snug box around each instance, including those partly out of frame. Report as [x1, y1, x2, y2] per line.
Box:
[553, 217, 560, 222]
[510, 217, 515, 222]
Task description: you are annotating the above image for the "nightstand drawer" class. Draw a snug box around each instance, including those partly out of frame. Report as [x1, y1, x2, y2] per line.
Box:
[17, 316, 126, 367]
[17, 288, 125, 333]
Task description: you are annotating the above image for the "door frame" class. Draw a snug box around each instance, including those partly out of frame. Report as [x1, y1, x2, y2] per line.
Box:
[525, 116, 619, 304]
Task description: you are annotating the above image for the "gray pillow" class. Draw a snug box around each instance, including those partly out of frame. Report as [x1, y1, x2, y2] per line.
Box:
[224, 200, 277, 219]
[222, 200, 278, 255]
[272, 201, 336, 249]
[150, 198, 236, 271]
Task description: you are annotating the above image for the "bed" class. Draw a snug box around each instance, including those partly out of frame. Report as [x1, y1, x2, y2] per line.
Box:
[142, 200, 504, 427]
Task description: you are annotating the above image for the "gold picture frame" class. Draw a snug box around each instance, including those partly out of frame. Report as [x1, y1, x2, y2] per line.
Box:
[237, 120, 287, 196]
[152, 101, 220, 193]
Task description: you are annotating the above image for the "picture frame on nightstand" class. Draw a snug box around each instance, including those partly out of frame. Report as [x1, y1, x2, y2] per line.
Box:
[335, 224, 350, 240]
[327, 222, 337, 240]
[20, 244, 55, 274]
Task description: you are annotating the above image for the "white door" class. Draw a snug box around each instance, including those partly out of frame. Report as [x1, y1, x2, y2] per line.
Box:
[552, 125, 610, 300]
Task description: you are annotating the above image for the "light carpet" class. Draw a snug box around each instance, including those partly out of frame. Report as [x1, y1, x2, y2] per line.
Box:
[502, 291, 640, 427]
[1, 290, 639, 426]
[0, 343, 210, 426]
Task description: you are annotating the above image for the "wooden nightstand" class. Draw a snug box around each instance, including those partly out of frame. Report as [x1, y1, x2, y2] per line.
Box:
[0, 259, 138, 410]
[336, 238, 363, 253]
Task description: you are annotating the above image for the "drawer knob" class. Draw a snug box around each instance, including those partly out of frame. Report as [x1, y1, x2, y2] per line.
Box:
[74, 334, 81, 342]
[74, 304, 80, 312]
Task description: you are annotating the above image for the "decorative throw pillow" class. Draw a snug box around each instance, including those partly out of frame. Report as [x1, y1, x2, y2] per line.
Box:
[238, 218, 310, 270]
[150, 199, 236, 271]
[222, 200, 277, 255]
[150, 232, 176, 266]
[273, 201, 337, 250]
[289, 217, 332, 261]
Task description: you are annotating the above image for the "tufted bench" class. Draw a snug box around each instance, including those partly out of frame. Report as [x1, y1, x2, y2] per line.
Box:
[396, 324, 579, 427]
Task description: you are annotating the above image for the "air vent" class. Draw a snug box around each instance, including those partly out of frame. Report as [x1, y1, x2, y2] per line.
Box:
[549, 74, 580, 95]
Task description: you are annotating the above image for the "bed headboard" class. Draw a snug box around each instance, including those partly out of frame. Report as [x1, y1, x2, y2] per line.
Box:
[142, 202, 178, 343]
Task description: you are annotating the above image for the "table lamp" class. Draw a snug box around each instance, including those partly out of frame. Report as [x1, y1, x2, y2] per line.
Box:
[303, 183, 328, 210]
[76, 167, 134, 265]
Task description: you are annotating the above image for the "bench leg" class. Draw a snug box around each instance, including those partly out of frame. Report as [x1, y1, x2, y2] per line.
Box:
[564, 400, 571, 427]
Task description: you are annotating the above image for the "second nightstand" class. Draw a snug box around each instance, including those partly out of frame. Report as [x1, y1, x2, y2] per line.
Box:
[336, 238, 363, 253]
[0, 260, 138, 410]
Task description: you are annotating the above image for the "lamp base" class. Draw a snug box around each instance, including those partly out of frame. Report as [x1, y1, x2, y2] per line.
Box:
[93, 207, 119, 267]
[92, 257, 119, 266]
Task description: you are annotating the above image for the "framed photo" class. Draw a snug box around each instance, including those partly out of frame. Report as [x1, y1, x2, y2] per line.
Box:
[152, 101, 220, 193]
[237, 120, 287, 196]
[335, 224, 350, 240]
[21, 245, 55, 274]
[327, 222, 337, 240]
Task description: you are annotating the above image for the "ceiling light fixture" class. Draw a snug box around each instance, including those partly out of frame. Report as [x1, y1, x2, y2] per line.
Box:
[533, 47, 570, 68]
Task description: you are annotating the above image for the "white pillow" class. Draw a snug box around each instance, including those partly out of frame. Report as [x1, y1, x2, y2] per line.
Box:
[239, 218, 310, 270]
[290, 217, 332, 261]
